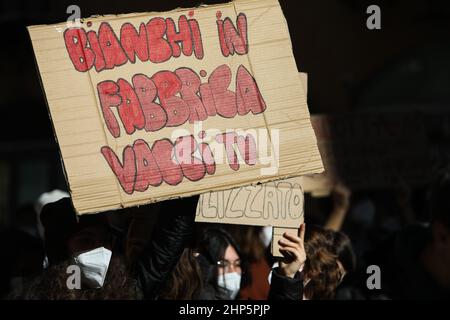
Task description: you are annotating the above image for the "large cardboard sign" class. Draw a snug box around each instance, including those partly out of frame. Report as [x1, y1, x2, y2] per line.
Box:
[28, 0, 323, 214]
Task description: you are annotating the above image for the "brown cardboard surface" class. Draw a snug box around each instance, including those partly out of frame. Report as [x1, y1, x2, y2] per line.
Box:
[271, 226, 299, 257]
[195, 72, 308, 229]
[196, 177, 304, 228]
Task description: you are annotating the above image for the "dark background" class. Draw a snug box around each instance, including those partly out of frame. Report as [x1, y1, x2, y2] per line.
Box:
[1, 0, 450, 226]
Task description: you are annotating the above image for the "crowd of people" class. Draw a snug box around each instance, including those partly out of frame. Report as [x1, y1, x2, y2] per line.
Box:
[0, 173, 449, 300]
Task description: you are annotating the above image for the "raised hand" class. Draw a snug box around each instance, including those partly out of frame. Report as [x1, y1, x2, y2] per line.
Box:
[278, 223, 306, 278]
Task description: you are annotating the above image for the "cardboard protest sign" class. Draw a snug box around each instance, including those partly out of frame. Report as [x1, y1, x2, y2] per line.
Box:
[28, 0, 323, 214]
[302, 113, 431, 195]
[195, 177, 304, 257]
[196, 177, 304, 228]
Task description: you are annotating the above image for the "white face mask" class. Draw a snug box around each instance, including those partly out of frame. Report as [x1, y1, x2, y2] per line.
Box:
[73, 247, 112, 289]
[218, 272, 241, 299]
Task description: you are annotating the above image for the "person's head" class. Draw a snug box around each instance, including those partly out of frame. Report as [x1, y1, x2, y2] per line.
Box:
[35, 190, 70, 240]
[64, 213, 117, 290]
[40, 198, 78, 265]
[332, 231, 356, 283]
[196, 227, 242, 273]
[195, 226, 247, 299]
[67, 213, 112, 256]
[303, 225, 341, 299]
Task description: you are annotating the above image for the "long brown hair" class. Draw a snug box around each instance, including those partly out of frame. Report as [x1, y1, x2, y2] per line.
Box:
[303, 226, 341, 300]
[332, 231, 356, 275]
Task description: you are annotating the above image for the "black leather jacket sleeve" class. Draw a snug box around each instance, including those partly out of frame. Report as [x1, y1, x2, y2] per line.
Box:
[134, 195, 198, 299]
[268, 267, 304, 300]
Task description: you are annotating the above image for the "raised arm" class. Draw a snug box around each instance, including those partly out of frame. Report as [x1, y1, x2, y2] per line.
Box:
[134, 195, 199, 299]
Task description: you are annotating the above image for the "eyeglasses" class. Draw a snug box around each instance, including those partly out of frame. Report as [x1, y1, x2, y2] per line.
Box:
[217, 259, 242, 272]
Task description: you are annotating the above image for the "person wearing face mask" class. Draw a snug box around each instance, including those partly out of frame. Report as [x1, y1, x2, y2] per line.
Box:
[159, 226, 249, 300]
[13, 199, 142, 299]
[219, 225, 272, 300]
[12, 195, 198, 300]
[198, 226, 249, 300]
[215, 243, 242, 299]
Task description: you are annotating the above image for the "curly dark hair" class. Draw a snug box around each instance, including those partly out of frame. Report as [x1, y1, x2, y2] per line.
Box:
[12, 255, 143, 300]
[303, 225, 341, 300]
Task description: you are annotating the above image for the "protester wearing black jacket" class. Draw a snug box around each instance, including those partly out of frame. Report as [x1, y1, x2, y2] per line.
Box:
[268, 225, 355, 300]
[134, 195, 198, 299]
[19, 195, 198, 299]
[268, 267, 304, 300]
[268, 224, 306, 300]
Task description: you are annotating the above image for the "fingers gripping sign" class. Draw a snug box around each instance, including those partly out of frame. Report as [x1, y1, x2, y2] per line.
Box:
[278, 223, 306, 278]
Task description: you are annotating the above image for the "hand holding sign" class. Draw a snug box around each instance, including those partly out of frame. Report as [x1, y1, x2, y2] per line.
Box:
[278, 223, 306, 279]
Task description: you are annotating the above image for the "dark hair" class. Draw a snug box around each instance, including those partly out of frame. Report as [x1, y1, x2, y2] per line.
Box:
[159, 226, 249, 300]
[159, 248, 203, 300]
[15, 256, 142, 300]
[303, 225, 341, 300]
[226, 225, 266, 263]
[40, 198, 77, 265]
[332, 231, 356, 274]
[40, 198, 114, 266]
[428, 174, 450, 229]
[195, 227, 248, 299]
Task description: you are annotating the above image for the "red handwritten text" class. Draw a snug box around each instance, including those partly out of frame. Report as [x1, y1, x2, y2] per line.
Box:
[101, 132, 257, 194]
[64, 16, 204, 72]
[97, 64, 266, 138]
